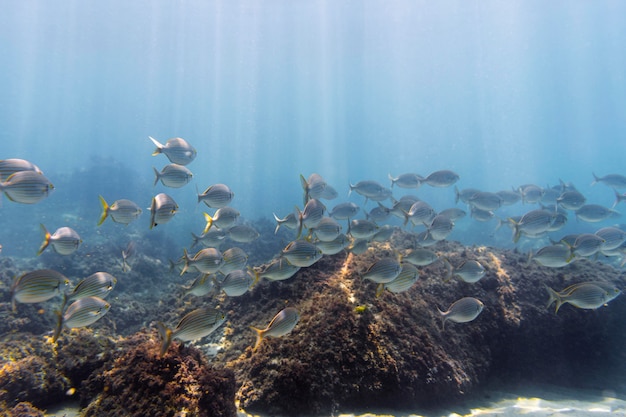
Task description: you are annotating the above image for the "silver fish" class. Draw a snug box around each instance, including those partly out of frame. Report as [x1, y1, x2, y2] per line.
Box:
[37, 224, 82, 256]
[153, 164, 193, 188]
[203, 207, 241, 233]
[197, 183, 234, 208]
[362, 258, 402, 284]
[446, 259, 486, 283]
[348, 238, 370, 254]
[184, 273, 215, 297]
[404, 201, 435, 227]
[544, 282, 621, 313]
[575, 204, 619, 223]
[257, 258, 301, 281]
[328, 202, 360, 220]
[595, 227, 626, 251]
[438, 208, 467, 222]
[348, 219, 379, 239]
[181, 248, 224, 275]
[403, 248, 439, 266]
[300, 173, 327, 203]
[11, 269, 70, 311]
[366, 203, 392, 223]
[438, 297, 484, 329]
[220, 247, 249, 275]
[455, 187, 480, 204]
[510, 209, 554, 243]
[0, 171, 54, 204]
[0, 158, 42, 181]
[98, 196, 142, 226]
[570, 233, 605, 258]
[531, 245, 572, 268]
[348, 180, 392, 202]
[191, 229, 227, 248]
[156, 308, 226, 357]
[372, 225, 396, 242]
[320, 184, 338, 200]
[496, 189, 522, 206]
[296, 199, 326, 238]
[250, 307, 299, 351]
[423, 170, 460, 187]
[219, 269, 258, 296]
[388, 173, 423, 189]
[282, 240, 323, 267]
[53, 296, 110, 342]
[468, 191, 503, 211]
[316, 233, 351, 255]
[310, 217, 342, 242]
[121, 241, 136, 272]
[518, 184, 544, 204]
[149, 136, 197, 165]
[390, 195, 420, 219]
[148, 193, 178, 229]
[557, 190, 586, 210]
[425, 214, 454, 241]
[470, 207, 495, 222]
[273, 212, 298, 234]
[66, 272, 116, 303]
[228, 224, 260, 243]
[592, 172, 626, 189]
[376, 263, 419, 296]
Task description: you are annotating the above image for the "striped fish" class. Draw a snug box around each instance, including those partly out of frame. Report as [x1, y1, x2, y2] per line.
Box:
[404, 201, 435, 227]
[296, 198, 326, 238]
[37, 224, 82, 256]
[250, 307, 300, 351]
[191, 229, 227, 249]
[328, 202, 360, 220]
[66, 272, 116, 303]
[220, 247, 248, 275]
[257, 258, 301, 281]
[0, 171, 54, 204]
[575, 204, 618, 223]
[402, 248, 439, 266]
[372, 225, 395, 242]
[310, 217, 342, 242]
[202, 207, 240, 234]
[12, 269, 69, 311]
[197, 183, 234, 208]
[320, 184, 338, 200]
[219, 269, 258, 296]
[153, 164, 193, 188]
[388, 172, 423, 189]
[509, 209, 554, 243]
[376, 263, 419, 296]
[52, 296, 110, 342]
[300, 173, 327, 203]
[156, 308, 226, 357]
[446, 259, 486, 283]
[530, 244, 572, 268]
[97, 196, 142, 226]
[595, 227, 626, 251]
[180, 248, 224, 275]
[544, 282, 621, 313]
[148, 193, 178, 229]
[0, 158, 42, 181]
[282, 240, 323, 267]
[348, 219, 378, 239]
[422, 170, 460, 188]
[362, 258, 402, 284]
[184, 273, 215, 297]
[438, 297, 484, 330]
[149, 136, 197, 165]
[316, 234, 350, 255]
[273, 211, 299, 234]
[391, 195, 422, 219]
[425, 214, 454, 241]
[569, 233, 605, 259]
[228, 224, 260, 243]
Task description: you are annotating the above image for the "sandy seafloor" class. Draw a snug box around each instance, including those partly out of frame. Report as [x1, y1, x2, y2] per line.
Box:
[42, 384, 626, 417]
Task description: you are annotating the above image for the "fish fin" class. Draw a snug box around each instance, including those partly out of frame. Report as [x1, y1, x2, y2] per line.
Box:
[543, 284, 561, 313]
[388, 173, 395, 188]
[97, 196, 109, 226]
[149, 136, 163, 156]
[526, 250, 533, 267]
[180, 249, 190, 276]
[37, 223, 51, 256]
[202, 212, 214, 235]
[375, 283, 385, 298]
[295, 206, 303, 239]
[442, 257, 453, 282]
[273, 213, 282, 234]
[436, 306, 447, 331]
[152, 167, 160, 186]
[51, 310, 64, 343]
[591, 172, 599, 186]
[250, 326, 265, 351]
[190, 232, 200, 248]
[156, 322, 173, 357]
[300, 174, 309, 204]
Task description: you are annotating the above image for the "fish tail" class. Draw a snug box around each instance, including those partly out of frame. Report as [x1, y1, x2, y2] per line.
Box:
[591, 172, 599, 186]
[37, 223, 51, 256]
[190, 232, 200, 248]
[508, 218, 521, 243]
[436, 307, 447, 331]
[156, 322, 173, 357]
[272, 213, 282, 234]
[152, 167, 160, 186]
[348, 183, 355, 197]
[180, 249, 190, 276]
[149, 136, 163, 156]
[375, 283, 385, 298]
[51, 310, 64, 343]
[97, 195, 109, 226]
[613, 190, 625, 208]
[454, 186, 460, 204]
[543, 284, 562, 313]
[526, 250, 533, 267]
[388, 173, 395, 188]
[250, 326, 265, 351]
[202, 212, 214, 235]
[442, 257, 453, 282]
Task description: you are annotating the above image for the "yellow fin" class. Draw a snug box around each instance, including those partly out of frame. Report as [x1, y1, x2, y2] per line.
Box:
[250, 326, 265, 352]
[97, 196, 109, 226]
[37, 223, 51, 256]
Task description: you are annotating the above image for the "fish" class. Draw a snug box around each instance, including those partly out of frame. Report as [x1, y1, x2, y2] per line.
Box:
[425, 214, 454, 241]
[296, 199, 326, 238]
[180, 248, 224, 275]
[220, 247, 249, 275]
[530, 244, 572, 268]
[66, 272, 117, 303]
[52, 296, 111, 342]
[348, 219, 379, 239]
[121, 241, 136, 272]
[320, 184, 338, 200]
[591, 172, 626, 189]
[445, 259, 486, 283]
[518, 184, 544, 204]
[191, 229, 227, 249]
[362, 258, 402, 284]
[569, 233, 605, 259]
[388, 173, 423, 189]
[404, 201, 435, 227]
[422, 170, 460, 187]
[376, 263, 419, 296]
[438, 297, 484, 330]
[390, 195, 420, 219]
[184, 273, 215, 297]
[557, 190, 586, 210]
[156, 308, 226, 357]
[310, 217, 342, 242]
[228, 224, 260, 243]
[148, 193, 178, 229]
[468, 191, 503, 211]
[575, 204, 619, 223]
[37, 224, 82, 256]
[366, 203, 392, 224]
[281, 240, 323, 267]
[470, 207, 495, 222]
[438, 208, 467, 222]
[595, 227, 626, 251]
[149, 136, 197, 165]
[402, 248, 439, 266]
[300, 173, 327, 203]
[273, 212, 298, 234]
[496, 189, 522, 206]
[197, 183, 234, 208]
[153, 164, 193, 188]
[372, 225, 396, 242]
[348, 180, 392, 203]
[0, 158, 43, 181]
[11, 269, 70, 311]
[218, 269, 258, 296]
[315, 233, 351, 255]
[0, 171, 54, 204]
[348, 238, 370, 254]
[202, 207, 241, 233]
[544, 282, 621, 313]
[328, 202, 360, 220]
[455, 187, 481, 204]
[250, 307, 300, 351]
[509, 209, 554, 243]
[97, 196, 142, 226]
[257, 258, 301, 281]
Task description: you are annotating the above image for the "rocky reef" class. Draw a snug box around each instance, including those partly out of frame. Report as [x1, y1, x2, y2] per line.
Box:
[1, 230, 625, 416]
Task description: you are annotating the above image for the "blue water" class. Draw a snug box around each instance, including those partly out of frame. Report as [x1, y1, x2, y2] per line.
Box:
[1, 0, 626, 256]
